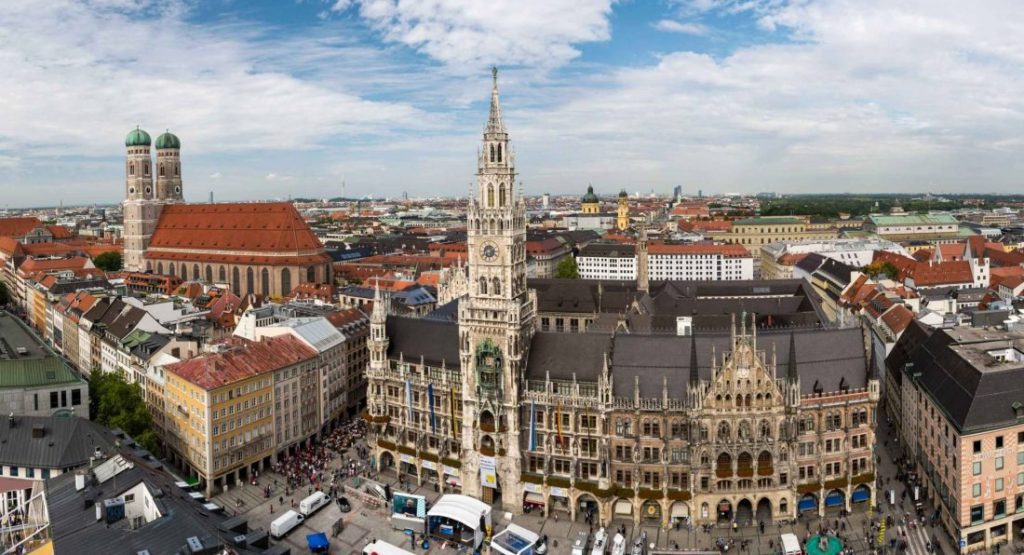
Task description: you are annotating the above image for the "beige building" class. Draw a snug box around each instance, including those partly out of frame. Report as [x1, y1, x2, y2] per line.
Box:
[725, 217, 837, 271]
[889, 323, 1024, 552]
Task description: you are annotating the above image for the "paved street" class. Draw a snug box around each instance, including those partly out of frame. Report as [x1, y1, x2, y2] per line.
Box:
[193, 413, 1005, 554]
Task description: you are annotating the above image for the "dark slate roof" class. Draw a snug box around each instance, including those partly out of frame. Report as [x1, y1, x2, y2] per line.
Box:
[531, 279, 639, 314]
[0, 416, 117, 469]
[386, 316, 459, 367]
[892, 323, 1024, 432]
[525, 332, 611, 381]
[106, 306, 151, 340]
[971, 310, 1011, 328]
[46, 451, 268, 554]
[795, 252, 826, 275]
[610, 328, 867, 398]
[424, 299, 460, 323]
[579, 243, 636, 258]
[815, 258, 855, 285]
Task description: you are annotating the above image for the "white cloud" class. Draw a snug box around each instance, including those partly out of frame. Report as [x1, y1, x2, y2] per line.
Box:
[208, 172, 222, 179]
[0, 0, 431, 160]
[653, 19, 709, 36]
[265, 173, 278, 181]
[353, 0, 614, 69]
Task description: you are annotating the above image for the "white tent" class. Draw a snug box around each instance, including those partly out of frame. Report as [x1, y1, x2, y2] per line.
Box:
[491, 523, 540, 555]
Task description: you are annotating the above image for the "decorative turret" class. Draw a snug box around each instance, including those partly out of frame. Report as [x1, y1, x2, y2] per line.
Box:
[581, 185, 600, 214]
[616, 189, 630, 231]
[637, 226, 649, 295]
[125, 126, 153, 201]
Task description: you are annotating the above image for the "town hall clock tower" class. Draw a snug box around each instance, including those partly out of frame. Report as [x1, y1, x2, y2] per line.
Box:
[459, 68, 536, 511]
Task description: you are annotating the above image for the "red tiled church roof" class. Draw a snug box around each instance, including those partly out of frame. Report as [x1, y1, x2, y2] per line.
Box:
[0, 217, 41, 238]
[148, 202, 325, 253]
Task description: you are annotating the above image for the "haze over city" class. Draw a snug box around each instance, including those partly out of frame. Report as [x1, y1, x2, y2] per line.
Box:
[2, 0, 1024, 207]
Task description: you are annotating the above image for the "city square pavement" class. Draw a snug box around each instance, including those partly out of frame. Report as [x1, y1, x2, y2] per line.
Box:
[197, 413, 1008, 554]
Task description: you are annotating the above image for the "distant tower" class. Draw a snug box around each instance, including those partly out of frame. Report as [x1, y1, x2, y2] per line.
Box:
[581, 185, 600, 214]
[154, 131, 183, 201]
[637, 226, 649, 294]
[122, 127, 157, 272]
[616, 189, 630, 231]
[542, 193, 550, 209]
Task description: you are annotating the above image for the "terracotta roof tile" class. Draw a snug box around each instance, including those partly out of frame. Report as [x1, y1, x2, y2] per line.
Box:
[147, 202, 325, 254]
[0, 217, 41, 238]
[166, 335, 316, 390]
[881, 304, 914, 334]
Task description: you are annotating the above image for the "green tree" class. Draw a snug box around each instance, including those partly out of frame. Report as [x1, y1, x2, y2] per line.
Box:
[863, 261, 899, 280]
[555, 256, 580, 279]
[92, 251, 123, 272]
[89, 370, 160, 456]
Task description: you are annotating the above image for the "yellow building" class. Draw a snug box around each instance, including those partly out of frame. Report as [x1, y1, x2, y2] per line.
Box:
[163, 335, 317, 497]
[726, 217, 837, 270]
[616, 189, 630, 231]
[581, 185, 600, 214]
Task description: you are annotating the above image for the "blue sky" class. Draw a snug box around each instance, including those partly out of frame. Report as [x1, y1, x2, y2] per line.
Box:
[0, 0, 1023, 207]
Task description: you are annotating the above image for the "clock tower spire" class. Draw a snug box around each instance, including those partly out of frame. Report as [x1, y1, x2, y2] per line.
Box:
[459, 67, 535, 510]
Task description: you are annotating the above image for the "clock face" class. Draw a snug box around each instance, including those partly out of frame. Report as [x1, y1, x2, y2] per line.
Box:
[481, 243, 497, 261]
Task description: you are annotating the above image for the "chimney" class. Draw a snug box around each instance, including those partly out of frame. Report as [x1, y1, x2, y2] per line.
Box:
[75, 471, 87, 491]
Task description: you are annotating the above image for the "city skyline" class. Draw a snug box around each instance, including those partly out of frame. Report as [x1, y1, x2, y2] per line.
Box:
[1, 0, 1023, 207]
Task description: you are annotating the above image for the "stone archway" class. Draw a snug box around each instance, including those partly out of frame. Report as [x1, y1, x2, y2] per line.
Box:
[670, 502, 690, 526]
[756, 498, 772, 523]
[825, 489, 845, 513]
[379, 450, 396, 471]
[716, 499, 733, 523]
[798, 493, 818, 514]
[613, 498, 634, 522]
[736, 498, 754, 525]
[577, 493, 600, 523]
[852, 484, 871, 508]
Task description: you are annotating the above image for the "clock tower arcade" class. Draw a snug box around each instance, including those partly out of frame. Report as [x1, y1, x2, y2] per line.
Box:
[459, 67, 536, 510]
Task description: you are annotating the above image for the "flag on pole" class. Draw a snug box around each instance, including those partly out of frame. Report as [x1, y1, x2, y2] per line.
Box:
[405, 380, 413, 422]
[529, 401, 537, 451]
[555, 400, 563, 447]
[449, 387, 458, 437]
[428, 383, 437, 434]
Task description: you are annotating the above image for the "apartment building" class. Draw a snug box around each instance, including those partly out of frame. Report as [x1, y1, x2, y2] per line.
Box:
[162, 335, 317, 497]
[576, 242, 752, 281]
[725, 217, 837, 270]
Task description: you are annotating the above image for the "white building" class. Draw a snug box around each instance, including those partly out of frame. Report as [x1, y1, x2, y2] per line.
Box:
[577, 242, 753, 281]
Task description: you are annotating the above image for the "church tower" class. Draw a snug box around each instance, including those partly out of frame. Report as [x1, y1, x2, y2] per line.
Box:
[616, 189, 630, 231]
[122, 127, 160, 272]
[154, 131, 184, 201]
[458, 68, 536, 511]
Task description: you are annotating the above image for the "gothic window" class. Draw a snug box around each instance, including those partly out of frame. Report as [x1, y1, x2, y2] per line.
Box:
[261, 268, 270, 296]
[219, 266, 226, 282]
[181, 264, 187, 279]
[144, 163, 149, 176]
[489, 144, 495, 162]
[129, 163, 135, 176]
[738, 420, 751, 440]
[193, 264, 200, 280]
[281, 268, 292, 294]
[735, 396, 743, 408]
[246, 267, 254, 294]
[157, 263, 163, 275]
[499, 185, 506, 207]
[758, 450, 772, 470]
[717, 421, 730, 442]
[760, 420, 772, 439]
[159, 164, 165, 177]
[716, 453, 732, 476]
[174, 164, 179, 176]
[168, 263, 176, 277]
[737, 452, 753, 474]
[492, 277, 501, 296]
[479, 277, 488, 295]
[205, 265, 213, 283]
[497, 143, 502, 162]
[487, 186, 495, 208]
[307, 266, 315, 283]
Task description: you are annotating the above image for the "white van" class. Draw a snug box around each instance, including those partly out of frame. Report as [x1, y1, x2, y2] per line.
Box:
[270, 510, 305, 539]
[780, 532, 802, 555]
[299, 491, 331, 516]
[362, 539, 416, 555]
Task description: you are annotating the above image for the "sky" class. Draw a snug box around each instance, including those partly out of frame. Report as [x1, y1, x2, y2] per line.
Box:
[1, 0, 1023, 207]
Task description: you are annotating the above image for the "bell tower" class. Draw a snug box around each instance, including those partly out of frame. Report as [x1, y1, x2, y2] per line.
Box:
[122, 127, 160, 272]
[459, 67, 535, 511]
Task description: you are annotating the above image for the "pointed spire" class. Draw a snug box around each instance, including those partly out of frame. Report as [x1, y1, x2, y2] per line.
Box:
[787, 331, 798, 380]
[485, 66, 506, 135]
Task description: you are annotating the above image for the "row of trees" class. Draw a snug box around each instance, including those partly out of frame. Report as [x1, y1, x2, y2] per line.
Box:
[88, 370, 160, 456]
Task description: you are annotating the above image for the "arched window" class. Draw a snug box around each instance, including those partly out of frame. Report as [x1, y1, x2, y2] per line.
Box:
[233, 267, 241, 294]
[281, 268, 292, 295]
[129, 163, 135, 176]
[479, 277, 488, 295]
[180, 264, 187, 279]
[246, 267, 254, 295]
[717, 421, 730, 442]
[307, 266, 316, 283]
[487, 185, 495, 207]
[497, 143, 502, 162]
[219, 266, 226, 282]
[736, 396, 743, 408]
[144, 163, 149, 176]
[168, 263, 175, 277]
[159, 164, 165, 177]
[205, 265, 213, 283]
[192, 264, 200, 280]
[174, 164, 179, 177]
[489, 144, 495, 162]
[492, 277, 501, 296]
[261, 268, 270, 296]
[499, 185, 506, 207]
[156, 262, 163, 275]
[760, 420, 772, 439]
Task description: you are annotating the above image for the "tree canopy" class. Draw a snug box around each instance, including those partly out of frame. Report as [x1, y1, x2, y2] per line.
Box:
[555, 255, 580, 279]
[89, 370, 160, 456]
[92, 251, 123, 272]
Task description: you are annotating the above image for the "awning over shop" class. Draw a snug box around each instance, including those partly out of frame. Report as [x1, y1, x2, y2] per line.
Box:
[852, 488, 870, 503]
[523, 492, 544, 506]
[798, 497, 817, 512]
[671, 503, 689, 518]
[825, 491, 844, 508]
[614, 499, 633, 515]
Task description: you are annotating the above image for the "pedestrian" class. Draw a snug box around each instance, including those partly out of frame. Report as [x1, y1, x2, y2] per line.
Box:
[270, 504, 273, 513]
